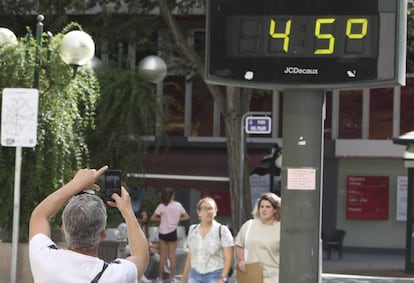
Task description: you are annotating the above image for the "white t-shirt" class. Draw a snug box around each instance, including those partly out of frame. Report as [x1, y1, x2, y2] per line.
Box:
[29, 233, 138, 283]
[235, 219, 280, 283]
[154, 201, 187, 234]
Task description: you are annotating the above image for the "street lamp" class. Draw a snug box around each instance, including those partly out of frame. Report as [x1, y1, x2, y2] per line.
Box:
[137, 55, 167, 137]
[60, 30, 95, 77]
[137, 55, 167, 83]
[0, 15, 95, 283]
[393, 131, 414, 272]
[0, 27, 17, 46]
[250, 143, 282, 196]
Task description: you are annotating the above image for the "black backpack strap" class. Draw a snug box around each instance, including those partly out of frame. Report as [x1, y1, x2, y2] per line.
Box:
[219, 225, 223, 243]
[91, 262, 109, 283]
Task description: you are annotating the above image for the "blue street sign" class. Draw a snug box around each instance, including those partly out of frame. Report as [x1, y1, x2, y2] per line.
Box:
[245, 116, 272, 134]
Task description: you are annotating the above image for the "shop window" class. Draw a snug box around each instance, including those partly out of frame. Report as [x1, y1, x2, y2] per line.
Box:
[401, 78, 414, 134]
[369, 88, 393, 139]
[164, 76, 185, 136]
[192, 77, 215, 136]
[338, 90, 362, 139]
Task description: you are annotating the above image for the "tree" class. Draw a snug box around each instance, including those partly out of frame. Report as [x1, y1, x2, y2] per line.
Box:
[3, 0, 412, 233]
[79, 0, 255, 227]
[0, 25, 100, 240]
[158, 0, 253, 228]
[407, 1, 414, 72]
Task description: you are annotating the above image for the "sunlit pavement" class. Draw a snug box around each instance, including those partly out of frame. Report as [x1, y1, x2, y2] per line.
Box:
[322, 274, 414, 283]
[144, 274, 414, 283]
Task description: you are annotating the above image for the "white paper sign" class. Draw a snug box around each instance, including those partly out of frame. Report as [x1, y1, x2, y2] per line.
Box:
[287, 168, 316, 190]
[1, 88, 39, 147]
[396, 176, 407, 222]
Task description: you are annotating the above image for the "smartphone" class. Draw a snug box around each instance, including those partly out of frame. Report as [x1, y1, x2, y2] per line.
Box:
[105, 169, 121, 201]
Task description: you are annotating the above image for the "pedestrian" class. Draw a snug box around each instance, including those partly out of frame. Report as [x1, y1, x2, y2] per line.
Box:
[137, 209, 159, 255]
[150, 187, 190, 282]
[235, 192, 281, 283]
[29, 165, 149, 283]
[180, 197, 234, 283]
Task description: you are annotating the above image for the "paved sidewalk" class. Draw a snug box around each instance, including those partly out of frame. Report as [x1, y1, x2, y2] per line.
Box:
[2, 241, 414, 283]
[0, 241, 33, 283]
[323, 251, 410, 278]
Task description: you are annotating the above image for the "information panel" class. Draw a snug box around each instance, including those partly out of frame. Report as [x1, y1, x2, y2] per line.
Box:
[206, 0, 407, 89]
[346, 175, 389, 220]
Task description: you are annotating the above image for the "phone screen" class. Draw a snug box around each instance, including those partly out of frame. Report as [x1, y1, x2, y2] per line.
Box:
[105, 170, 121, 201]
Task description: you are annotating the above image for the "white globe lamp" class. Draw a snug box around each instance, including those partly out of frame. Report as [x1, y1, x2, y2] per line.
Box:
[0, 27, 17, 46]
[137, 55, 167, 83]
[60, 30, 95, 66]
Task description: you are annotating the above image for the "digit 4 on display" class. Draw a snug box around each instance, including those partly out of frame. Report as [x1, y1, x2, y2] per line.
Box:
[206, 0, 407, 90]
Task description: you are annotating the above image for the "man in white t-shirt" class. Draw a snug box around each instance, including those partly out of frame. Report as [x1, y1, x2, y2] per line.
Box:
[29, 165, 149, 283]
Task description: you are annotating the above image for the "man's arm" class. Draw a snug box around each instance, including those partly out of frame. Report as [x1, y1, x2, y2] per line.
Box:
[110, 187, 149, 279]
[29, 166, 108, 240]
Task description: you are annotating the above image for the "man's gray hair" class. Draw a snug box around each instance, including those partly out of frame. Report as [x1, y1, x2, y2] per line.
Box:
[62, 194, 107, 250]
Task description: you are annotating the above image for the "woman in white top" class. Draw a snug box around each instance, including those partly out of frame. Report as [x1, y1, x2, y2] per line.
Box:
[235, 192, 281, 283]
[180, 197, 234, 283]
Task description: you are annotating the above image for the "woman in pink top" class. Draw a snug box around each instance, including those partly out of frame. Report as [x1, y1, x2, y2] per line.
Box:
[151, 187, 189, 282]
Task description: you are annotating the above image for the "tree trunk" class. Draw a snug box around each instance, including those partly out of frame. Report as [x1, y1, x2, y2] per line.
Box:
[224, 87, 252, 229]
[158, 0, 252, 230]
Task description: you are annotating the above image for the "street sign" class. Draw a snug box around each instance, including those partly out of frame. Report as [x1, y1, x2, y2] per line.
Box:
[1, 88, 39, 147]
[245, 116, 271, 134]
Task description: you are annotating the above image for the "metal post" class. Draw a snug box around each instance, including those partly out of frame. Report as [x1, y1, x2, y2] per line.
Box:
[279, 89, 324, 283]
[155, 81, 163, 137]
[33, 15, 43, 89]
[10, 147, 22, 283]
[239, 111, 271, 230]
[10, 15, 44, 283]
[405, 166, 414, 272]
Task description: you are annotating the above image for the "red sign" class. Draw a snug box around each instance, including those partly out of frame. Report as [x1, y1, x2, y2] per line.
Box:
[346, 176, 389, 220]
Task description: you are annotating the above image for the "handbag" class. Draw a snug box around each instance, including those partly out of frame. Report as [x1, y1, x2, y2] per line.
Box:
[236, 262, 263, 283]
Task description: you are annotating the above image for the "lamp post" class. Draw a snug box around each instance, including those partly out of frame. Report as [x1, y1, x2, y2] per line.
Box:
[393, 131, 414, 272]
[250, 143, 282, 195]
[137, 55, 167, 137]
[0, 15, 95, 283]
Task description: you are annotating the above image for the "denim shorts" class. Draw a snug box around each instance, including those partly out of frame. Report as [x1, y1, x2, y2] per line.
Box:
[188, 268, 222, 283]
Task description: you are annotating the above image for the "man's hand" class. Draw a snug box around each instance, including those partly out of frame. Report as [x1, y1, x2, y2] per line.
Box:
[107, 186, 133, 216]
[29, 165, 108, 240]
[70, 166, 108, 195]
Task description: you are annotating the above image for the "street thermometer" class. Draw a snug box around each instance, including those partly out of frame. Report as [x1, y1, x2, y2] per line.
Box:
[206, 0, 407, 89]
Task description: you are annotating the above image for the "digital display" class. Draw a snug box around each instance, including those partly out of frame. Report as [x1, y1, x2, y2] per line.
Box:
[226, 15, 378, 58]
[205, 0, 407, 89]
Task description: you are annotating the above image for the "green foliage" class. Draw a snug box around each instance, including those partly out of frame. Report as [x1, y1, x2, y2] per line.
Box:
[87, 65, 158, 172]
[0, 28, 99, 240]
[407, 1, 414, 72]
